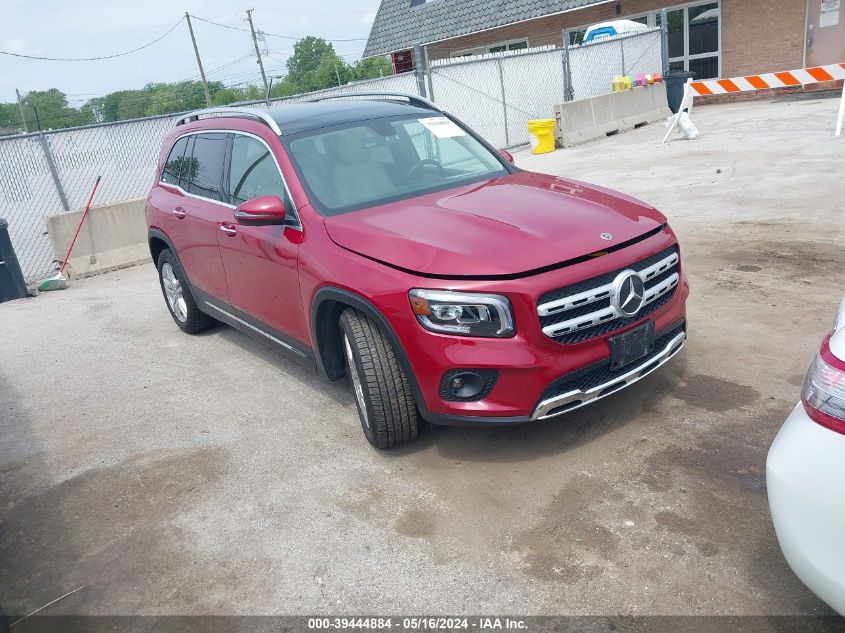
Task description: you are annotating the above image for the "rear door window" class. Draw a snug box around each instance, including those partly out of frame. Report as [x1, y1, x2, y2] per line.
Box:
[161, 136, 189, 186]
[227, 135, 287, 205]
[184, 132, 228, 203]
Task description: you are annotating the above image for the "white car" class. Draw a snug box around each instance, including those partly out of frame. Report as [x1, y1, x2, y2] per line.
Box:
[767, 295, 845, 615]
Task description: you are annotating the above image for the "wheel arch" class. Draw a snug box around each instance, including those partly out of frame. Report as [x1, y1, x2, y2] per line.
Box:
[148, 228, 175, 267]
[310, 286, 427, 409]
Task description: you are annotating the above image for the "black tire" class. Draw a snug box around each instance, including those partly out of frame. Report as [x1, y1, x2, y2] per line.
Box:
[339, 308, 418, 448]
[156, 249, 215, 334]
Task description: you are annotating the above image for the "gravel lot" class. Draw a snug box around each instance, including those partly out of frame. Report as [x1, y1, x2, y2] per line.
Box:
[1, 96, 844, 618]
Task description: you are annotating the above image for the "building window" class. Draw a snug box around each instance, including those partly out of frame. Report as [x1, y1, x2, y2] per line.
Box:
[391, 49, 415, 73]
[410, 0, 445, 8]
[489, 40, 528, 53]
[566, 1, 720, 79]
[656, 1, 720, 79]
[455, 39, 529, 57]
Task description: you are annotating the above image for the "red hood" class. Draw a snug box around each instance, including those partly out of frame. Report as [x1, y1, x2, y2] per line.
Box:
[323, 171, 666, 277]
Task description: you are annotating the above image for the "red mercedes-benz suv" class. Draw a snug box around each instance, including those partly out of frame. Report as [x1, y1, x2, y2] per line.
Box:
[147, 94, 688, 448]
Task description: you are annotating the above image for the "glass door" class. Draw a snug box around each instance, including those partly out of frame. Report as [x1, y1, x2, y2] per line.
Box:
[656, 1, 721, 79]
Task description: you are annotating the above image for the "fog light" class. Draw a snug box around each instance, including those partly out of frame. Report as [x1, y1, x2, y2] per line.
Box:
[439, 369, 498, 402]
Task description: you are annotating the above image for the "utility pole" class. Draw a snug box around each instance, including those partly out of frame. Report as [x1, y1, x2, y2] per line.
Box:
[15, 88, 27, 133]
[412, 44, 427, 98]
[334, 65, 342, 86]
[246, 9, 269, 95]
[185, 13, 212, 107]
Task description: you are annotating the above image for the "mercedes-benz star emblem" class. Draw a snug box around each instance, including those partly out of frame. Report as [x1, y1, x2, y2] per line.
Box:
[600, 232, 613, 241]
[611, 270, 646, 317]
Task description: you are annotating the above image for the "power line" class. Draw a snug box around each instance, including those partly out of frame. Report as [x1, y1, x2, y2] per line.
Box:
[0, 17, 185, 61]
[189, 13, 369, 42]
[59, 54, 257, 104]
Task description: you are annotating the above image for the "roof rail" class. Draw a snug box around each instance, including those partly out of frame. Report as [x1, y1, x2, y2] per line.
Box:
[307, 92, 441, 112]
[174, 107, 282, 135]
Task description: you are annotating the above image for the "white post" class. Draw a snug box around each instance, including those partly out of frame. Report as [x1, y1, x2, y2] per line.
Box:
[686, 78, 694, 117]
[663, 79, 693, 144]
[836, 81, 845, 138]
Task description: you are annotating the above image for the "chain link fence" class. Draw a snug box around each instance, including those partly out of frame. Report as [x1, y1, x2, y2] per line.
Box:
[567, 28, 663, 100]
[0, 29, 662, 282]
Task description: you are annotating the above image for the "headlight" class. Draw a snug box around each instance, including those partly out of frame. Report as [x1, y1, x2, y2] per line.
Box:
[409, 289, 514, 337]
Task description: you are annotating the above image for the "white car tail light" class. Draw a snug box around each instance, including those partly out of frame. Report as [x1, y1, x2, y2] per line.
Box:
[802, 335, 845, 435]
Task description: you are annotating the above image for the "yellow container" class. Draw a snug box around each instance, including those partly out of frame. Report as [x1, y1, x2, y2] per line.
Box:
[527, 119, 556, 154]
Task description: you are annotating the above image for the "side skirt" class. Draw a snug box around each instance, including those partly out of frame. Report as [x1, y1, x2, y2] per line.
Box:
[192, 285, 316, 371]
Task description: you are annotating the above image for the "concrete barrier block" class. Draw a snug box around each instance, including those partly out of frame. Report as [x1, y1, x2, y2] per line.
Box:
[555, 83, 672, 147]
[46, 198, 150, 279]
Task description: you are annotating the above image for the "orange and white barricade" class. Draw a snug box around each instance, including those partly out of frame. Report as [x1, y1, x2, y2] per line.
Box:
[663, 63, 845, 142]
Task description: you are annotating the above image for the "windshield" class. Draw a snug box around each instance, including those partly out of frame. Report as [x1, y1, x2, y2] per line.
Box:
[286, 114, 509, 216]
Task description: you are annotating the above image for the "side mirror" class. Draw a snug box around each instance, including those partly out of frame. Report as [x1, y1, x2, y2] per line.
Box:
[497, 148, 515, 164]
[234, 195, 289, 225]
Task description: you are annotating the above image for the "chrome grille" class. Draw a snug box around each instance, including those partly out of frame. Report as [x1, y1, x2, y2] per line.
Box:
[537, 246, 680, 344]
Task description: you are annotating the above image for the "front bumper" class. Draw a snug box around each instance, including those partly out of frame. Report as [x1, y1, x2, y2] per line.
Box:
[767, 403, 845, 615]
[385, 230, 689, 425]
[531, 324, 685, 420]
[404, 284, 688, 426]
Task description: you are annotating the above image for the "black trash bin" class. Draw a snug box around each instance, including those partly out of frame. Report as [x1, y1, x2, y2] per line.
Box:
[665, 71, 696, 113]
[0, 219, 28, 303]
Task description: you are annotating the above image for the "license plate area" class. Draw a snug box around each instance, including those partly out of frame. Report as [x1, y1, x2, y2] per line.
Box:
[608, 321, 655, 371]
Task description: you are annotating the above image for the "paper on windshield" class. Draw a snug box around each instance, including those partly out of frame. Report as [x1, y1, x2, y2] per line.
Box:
[419, 117, 466, 139]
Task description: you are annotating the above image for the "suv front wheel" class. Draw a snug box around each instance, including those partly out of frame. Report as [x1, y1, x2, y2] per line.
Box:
[339, 309, 418, 448]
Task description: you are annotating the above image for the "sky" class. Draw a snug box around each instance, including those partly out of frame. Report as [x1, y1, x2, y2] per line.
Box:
[0, 0, 382, 104]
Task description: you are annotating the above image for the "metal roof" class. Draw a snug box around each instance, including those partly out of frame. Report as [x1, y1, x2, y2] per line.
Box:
[363, 0, 609, 57]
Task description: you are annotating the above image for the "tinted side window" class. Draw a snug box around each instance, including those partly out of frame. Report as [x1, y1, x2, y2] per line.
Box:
[185, 133, 228, 202]
[228, 135, 287, 205]
[161, 136, 189, 186]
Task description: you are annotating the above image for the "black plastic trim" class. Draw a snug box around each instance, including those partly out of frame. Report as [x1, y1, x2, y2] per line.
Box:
[148, 228, 176, 262]
[311, 287, 534, 426]
[538, 318, 686, 402]
[192, 286, 315, 370]
[439, 369, 498, 402]
[148, 229, 195, 289]
[310, 286, 429, 400]
[422, 410, 531, 427]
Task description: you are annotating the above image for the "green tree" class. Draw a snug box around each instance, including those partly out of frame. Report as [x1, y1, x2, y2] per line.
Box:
[20, 89, 82, 129]
[88, 89, 152, 122]
[268, 77, 301, 99]
[352, 56, 392, 81]
[286, 36, 352, 92]
[142, 80, 211, 116]
[0, 102, 24, 131]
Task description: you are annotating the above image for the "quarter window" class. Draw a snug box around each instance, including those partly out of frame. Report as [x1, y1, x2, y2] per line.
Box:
[228, 135, 287, 205]
[184, 133, 228, 203]
[161, 136, 190, 186]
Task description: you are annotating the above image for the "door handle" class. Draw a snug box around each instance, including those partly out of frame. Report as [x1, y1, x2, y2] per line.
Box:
[172, 207, 186, 219]
[219, 223, 237, 237]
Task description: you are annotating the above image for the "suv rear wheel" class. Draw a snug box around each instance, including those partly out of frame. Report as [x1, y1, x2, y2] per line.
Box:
[339, 308, 418, 448]
[157, 249, 215, 334]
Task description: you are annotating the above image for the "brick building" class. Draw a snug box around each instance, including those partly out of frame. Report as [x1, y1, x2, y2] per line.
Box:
[364, 0, 845, 84]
